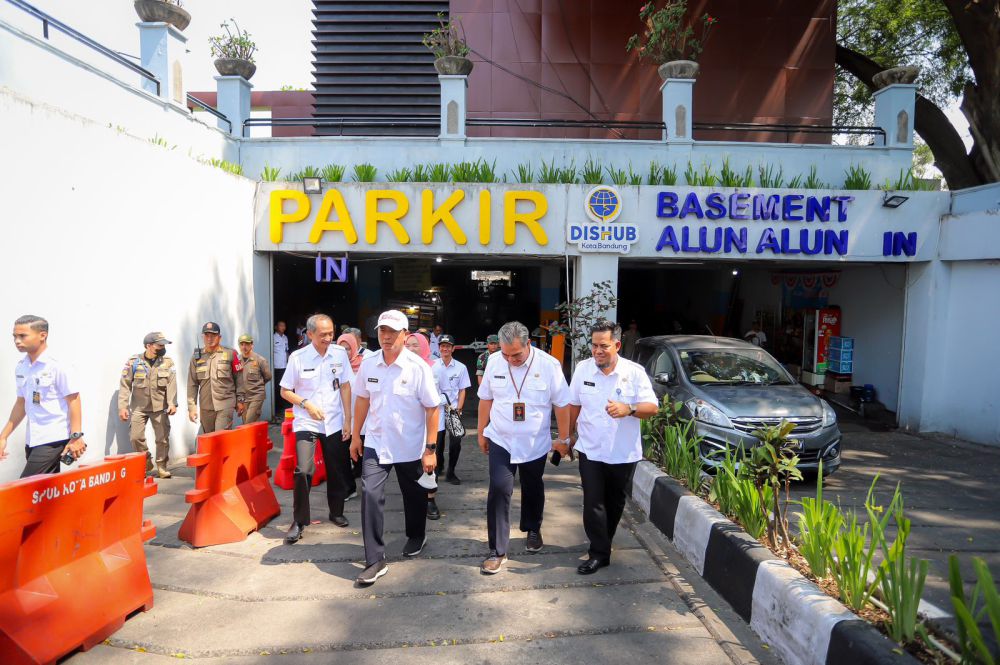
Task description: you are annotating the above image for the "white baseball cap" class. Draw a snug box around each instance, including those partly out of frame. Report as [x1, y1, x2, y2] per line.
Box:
[376, 310, 409, 332]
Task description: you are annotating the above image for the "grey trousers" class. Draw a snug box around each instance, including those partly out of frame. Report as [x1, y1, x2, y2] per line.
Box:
[360, 447, 427, 567]
[486, 441, 547, 556]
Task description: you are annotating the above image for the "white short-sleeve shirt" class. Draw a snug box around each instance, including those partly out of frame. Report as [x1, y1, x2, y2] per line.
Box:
[433, 357, 471, 430]
[569, 356, 658, 464]
[477, 347, 570, 464]
[15, 351, 79, 447]
[353, 348, 440, 464]
[273, 332, 289, 370]
[279, 343, 354, 435]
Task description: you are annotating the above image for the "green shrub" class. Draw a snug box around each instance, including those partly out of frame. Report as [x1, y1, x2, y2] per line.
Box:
[606, 165, 628, 186]
[719, 158, 753, 187]
[582, 158, 604, 184]
[709, 446, 770, 539]
[949, 555, 1000, 664]
[793, 460, 843, 578]
[292, 165, 320, 180]
[758, 163, 784, 188]
[512, 162, 534, 184]
[352, 163, 377, 182]
[843, 164, 872, 190]
[802, 165, 827, 189]
[386, 167, 413, 182]
[538, 159, 576, 184]
[321, 164, 345, 182]
[427, 163, 450, 182]
[260, 165, 281, 182]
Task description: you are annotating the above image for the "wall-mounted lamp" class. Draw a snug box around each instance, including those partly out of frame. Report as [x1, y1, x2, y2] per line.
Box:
[882, 192, 909, 208]
[302, 176, 322, 194]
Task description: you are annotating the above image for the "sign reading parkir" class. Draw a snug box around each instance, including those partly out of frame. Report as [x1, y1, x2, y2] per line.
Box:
[263, 184, 560, 254]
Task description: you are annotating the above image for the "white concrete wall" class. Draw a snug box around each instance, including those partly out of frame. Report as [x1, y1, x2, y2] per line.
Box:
[0, 88, 259, 483]
[0, 17, 237, 163]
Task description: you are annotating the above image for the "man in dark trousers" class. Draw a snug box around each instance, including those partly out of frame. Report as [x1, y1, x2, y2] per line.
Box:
[351, 310, 440, 586]
[279, 314, 355, 544]
[561, 319, 657, 574]
[0, 315, 86, 477]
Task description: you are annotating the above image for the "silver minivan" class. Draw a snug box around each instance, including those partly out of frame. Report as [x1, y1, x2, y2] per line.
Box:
[630, 335, 842, 474]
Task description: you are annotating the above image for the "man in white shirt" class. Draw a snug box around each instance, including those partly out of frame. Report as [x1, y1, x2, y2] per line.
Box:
[351, 310, 440, 586]
[0, 315, 87, 477]
[432, 335, 470, 484]
[279, 314, 354, 544]
[273, 320, 290, 419]
[429, 324, 444, 359]
[563, 319, 658, 575]
[477, 321, 571, 575]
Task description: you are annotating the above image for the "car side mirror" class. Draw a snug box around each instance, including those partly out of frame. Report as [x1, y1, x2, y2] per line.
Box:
[654, 372, 672, 385]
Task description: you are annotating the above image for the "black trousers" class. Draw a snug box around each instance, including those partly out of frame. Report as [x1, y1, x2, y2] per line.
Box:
[486, 441, 547, 556]
[578, 452, 637, 561]
[273, 368, 289, 416]
[21, 440, 67, 478]
[434, 429, 463, 475]
[293, 430, 352, 526]
[360, 447, 427, 567]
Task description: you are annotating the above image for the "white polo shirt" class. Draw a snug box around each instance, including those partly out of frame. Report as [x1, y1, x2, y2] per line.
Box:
[433, 357, 471, 430]
[569, 356, 658, 464]
[15, 351, 78, 447]
[478, 347, 570, 464]
[273, 332, 289, 370]
[279, 343, 354, 436]
[353, 348, 440, 464]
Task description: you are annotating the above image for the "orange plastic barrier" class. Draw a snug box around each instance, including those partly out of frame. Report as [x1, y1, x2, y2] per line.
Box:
[0, 453, 157, 665]
[178, 421, 281, 547]
[273, 408, 327, 490]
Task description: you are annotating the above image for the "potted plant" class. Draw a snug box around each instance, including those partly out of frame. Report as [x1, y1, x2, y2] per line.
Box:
[626, 1, 717, 80]
[134, 0, 191, 32]
[209, 19, 257, 80]
[423, 12, 472, 76]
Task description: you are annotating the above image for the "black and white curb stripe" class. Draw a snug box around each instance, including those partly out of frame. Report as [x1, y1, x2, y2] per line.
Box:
[631, 461, 918, 665]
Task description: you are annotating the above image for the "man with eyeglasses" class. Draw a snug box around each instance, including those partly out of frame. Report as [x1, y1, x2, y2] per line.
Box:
[477, 321, 570, 575]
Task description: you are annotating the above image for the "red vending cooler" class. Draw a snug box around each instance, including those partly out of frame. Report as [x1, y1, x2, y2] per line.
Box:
[802, 308, 841, 386]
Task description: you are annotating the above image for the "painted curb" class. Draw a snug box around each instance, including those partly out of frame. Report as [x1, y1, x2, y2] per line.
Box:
[629, 460, 919, 665]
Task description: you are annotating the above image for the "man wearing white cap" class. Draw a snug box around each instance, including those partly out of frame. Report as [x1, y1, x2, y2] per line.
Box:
[351, 310, 440, 585]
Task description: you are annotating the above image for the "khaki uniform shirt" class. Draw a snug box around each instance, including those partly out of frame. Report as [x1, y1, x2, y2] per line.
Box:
[187, 347, 244, 411]
[119, 354, 177, 413]
[237, 351, 271, 402]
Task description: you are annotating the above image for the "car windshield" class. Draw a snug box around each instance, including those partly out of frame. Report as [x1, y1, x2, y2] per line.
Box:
[678, 348, 791, 385]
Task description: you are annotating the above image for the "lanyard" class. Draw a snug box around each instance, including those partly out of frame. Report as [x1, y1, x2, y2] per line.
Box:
[507, 349, 536, 401]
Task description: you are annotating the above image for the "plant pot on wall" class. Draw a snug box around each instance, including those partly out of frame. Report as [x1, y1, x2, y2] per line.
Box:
[434, 56, 473, 76]
[658, 60, 699, 80]
[134, 0, 191, 31]
[214, 58, 256, 80]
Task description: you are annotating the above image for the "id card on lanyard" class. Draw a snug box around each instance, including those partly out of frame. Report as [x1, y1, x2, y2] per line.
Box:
[508, 351, 535, 422]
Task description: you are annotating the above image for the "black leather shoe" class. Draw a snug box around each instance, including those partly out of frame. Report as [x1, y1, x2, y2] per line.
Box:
[427, 500, 440, 520]
[284, 523, 304, 544]
[446, 472, 461, 485]
[331, 515, 349, 528]
[577, 557, 609, 575]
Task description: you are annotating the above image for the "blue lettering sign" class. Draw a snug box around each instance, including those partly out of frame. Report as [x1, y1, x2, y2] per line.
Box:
[782, 195, 804, 221]
[753, 194, 780, 221]
[805, 196, 831, 222]
[656, 192, 678, 218]
[756, 228, 781, 254]
[882, 231, 917, 256]
[678, 193, 705, 219]
[730, 193, 751, 220]
[705, 193, 726, 220]
[655, 225, 679, 252]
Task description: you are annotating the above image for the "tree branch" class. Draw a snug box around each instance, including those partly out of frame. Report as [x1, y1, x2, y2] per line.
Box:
[835, 43, 984, 188]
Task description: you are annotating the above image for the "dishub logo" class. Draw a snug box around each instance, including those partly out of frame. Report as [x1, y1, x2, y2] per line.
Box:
[568, 186, 638, 253]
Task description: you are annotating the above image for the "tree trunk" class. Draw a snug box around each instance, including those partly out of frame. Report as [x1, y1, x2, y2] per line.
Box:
[835, 44, 986, 189]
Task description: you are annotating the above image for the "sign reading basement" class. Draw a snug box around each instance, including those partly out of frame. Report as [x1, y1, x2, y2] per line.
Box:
[655, 191, 856, 256]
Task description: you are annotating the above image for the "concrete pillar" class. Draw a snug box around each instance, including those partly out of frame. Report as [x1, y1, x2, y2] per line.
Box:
[872, 66, 919, 148]
[539, 264, 561, 319]
[216, 75, 253, 137]
[897, 259, 950, 431]
[137, 22, 188, 106]
[438, 75, 467, 141]
[661, 78, 694, 143]
[572, 253, 620, 352]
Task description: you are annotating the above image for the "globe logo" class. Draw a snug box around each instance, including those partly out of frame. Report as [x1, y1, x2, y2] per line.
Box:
[585, 186, 622, 223]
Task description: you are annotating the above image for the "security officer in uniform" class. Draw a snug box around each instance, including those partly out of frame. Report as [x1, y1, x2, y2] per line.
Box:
[476, 334, 500, 386]
[236, 334, 271, 424]
[119, 332, 177, 477]
[187, 322, 244, 433]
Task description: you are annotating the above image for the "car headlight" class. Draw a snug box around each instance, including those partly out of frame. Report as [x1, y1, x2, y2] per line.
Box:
[821, 400, 838, 428]
[685, 399, 733, 429]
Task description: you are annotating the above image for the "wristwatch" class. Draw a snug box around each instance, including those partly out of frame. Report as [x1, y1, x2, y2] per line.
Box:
[69, 432, 85, 440]
[628, 404, 637, 416]
[424, 443, 437, 452]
